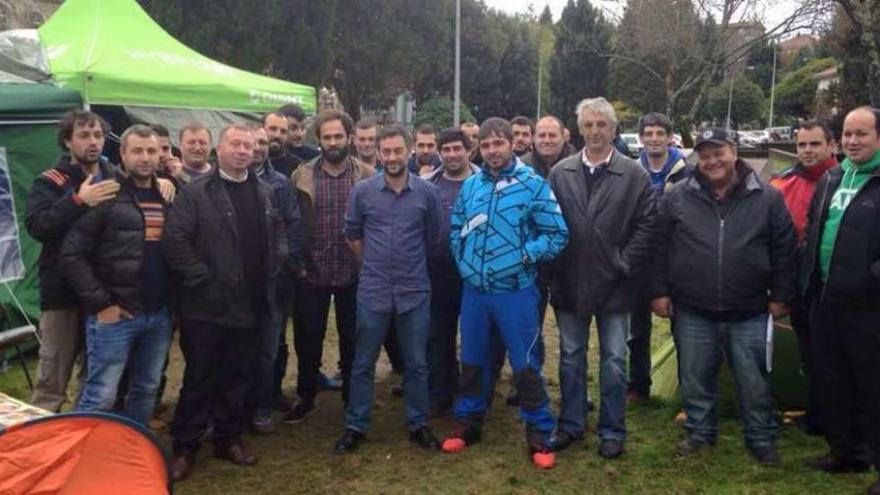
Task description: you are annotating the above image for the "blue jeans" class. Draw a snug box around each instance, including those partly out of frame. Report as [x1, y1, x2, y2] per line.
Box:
[345, 297, 430, 433]
[674, 309, 778, 448]
[555, 309, 629, 440]
[254, 308, 283, 422]
[77, 308, 172, 425]
[454, 284, 555, 434]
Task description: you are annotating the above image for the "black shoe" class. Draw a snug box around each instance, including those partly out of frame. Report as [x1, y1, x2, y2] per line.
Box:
[550, 430, 583, 452]
[506, 393, 520, 407]
[409, 426, 441, 450]
[598, 439, 624, 459]
[282, 402, 315, 424]
[213, 442, 258, 466]
[171, 452, 195, 482]
[334, 428, 365, 454]
[805, 454, 871, 473]
[676, 437, 711, 457]
[587, 398, 595, 412]
[749, 445, 781, 466]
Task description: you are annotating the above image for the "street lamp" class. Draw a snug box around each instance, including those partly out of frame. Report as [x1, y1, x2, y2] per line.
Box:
[453, 0, 461, 127]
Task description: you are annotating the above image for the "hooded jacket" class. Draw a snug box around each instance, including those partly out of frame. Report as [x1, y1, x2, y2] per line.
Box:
[449, 157, 569, 294]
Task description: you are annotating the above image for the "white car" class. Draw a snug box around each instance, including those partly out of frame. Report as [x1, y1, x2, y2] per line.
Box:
[620, 133, 643, 158]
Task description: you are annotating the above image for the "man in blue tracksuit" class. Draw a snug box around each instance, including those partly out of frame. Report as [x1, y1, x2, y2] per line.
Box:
[440, 118, 569, 469]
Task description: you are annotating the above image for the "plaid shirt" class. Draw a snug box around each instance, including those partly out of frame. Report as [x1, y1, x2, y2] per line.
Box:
[309, 163, 356, 287]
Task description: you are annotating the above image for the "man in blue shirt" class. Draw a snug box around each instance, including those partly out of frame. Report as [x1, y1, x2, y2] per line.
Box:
[334, 124, 444, 454]
[441, 118, 569, 470]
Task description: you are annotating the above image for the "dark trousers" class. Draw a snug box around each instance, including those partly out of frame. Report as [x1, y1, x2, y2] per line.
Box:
[294, 279, 356, 405]
[810, 299, 880, 468]
[428, 274, 462, 409]
[791, 298, 824, 434]
[628, 294, 653, 395]
[273, 277, 295, 399]
[384, 324, 405, 374]
[171, 319, 260, 455]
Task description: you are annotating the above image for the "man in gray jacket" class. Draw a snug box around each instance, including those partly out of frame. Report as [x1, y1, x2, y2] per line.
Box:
[547, 97, 656, 459]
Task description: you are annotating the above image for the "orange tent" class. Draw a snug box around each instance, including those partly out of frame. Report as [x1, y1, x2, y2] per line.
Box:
[0, 411, 172, 495]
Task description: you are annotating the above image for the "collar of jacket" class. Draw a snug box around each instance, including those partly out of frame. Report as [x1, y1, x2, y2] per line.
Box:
[424, 162, 480, 183]
[480, 156, 521, 179]
[788, 156, 838, 181]
[57, 155, 117, 182]
[118, 174, 168, 204]
[562, 148, 626, 176]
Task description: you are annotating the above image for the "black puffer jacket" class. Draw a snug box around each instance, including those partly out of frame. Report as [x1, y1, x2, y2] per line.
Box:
[25, 156, 118, 310]
[652, 161, 797, 317]
[163, 169, 286, 330]
[60, 177, 168, 314]
[800, 165, 880, 308]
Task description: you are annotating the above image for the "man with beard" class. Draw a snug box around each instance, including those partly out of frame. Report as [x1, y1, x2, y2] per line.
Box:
[248, 126, 304, 433]
[461, 121, 483, 165]
[279, 104, 320, 162]
[178, 123, 213, 184]
[165, 124, 286, 480]
[61, 125, 172, 426]
[26, 110, 120, 412]
[769, 121, 838, 435]
[626, 113, 691, 404]
[423, 128, 480, 414]
[442, 118, 568, 469]
[408, 124, 442, 176]
[262, 112, 302, 178]
[335, 124, 443, 453]
[353, 118, 380, 169]
[150, 124, 184, 185]
[286, 110, 375, 423]
[511, 116, 535, 157]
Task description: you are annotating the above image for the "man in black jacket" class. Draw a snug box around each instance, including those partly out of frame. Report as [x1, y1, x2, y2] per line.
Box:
[164, 124, 287, 481]
[651, 128, 796, 466]
[60, 125, 171, 426]
[25, 110, 120, 412]
[547, 98, 656, 459]
[800, 107, 880, 495]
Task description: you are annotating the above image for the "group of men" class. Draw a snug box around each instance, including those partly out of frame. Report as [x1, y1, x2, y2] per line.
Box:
[23, 96, 880, 493]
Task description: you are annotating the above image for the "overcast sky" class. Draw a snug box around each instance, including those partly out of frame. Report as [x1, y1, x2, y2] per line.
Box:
[483, 0, 808, 32]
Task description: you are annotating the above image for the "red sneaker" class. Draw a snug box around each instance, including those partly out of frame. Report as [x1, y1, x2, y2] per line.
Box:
[441, 422, 481, 454]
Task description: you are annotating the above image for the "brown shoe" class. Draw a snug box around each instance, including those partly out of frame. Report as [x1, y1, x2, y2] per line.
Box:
[214, 442, 258, 466]
[626, 391, 648, 404]
[171, 453, 195, 482]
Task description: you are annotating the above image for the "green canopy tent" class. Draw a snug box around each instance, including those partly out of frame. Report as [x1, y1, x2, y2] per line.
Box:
[36, 0, 316, 142]
[0, 83, 81, 379]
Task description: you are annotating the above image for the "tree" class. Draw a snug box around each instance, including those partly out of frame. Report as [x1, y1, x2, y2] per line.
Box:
[704, 75, 766, 127]
[549, 0, 612, 134]
[774, 58, 837, 119]
[833, 0, 880, 105]
[414, 97, 476, 129]
[574, 0, 828, 132]
[539, 5, 553, 25]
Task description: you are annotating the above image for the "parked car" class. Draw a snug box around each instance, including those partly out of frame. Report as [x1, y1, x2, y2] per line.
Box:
[766, 126, 793, 141]
[620, 133, 643, 158]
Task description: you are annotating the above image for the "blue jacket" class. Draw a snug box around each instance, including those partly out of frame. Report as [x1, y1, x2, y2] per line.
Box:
[450, 157, 569, 294]
[256, 159, 304, 273]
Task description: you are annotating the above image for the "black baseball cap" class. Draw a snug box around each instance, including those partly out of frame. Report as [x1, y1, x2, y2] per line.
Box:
[695, 128, 737, 150]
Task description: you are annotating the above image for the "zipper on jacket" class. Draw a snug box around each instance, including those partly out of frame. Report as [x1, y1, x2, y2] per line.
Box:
[717, 216, 725, 312]
[820, 173, 879, 302]
[480, 175, 500, 290]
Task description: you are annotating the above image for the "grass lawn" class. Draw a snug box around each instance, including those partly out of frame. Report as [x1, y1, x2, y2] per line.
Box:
[1, 313, 874, 494]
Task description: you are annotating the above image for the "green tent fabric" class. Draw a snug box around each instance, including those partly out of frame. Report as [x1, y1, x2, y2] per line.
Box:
[650, 321, 808, 410]
[0, 83, 81, 324]
[38, 0, 316, 114]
